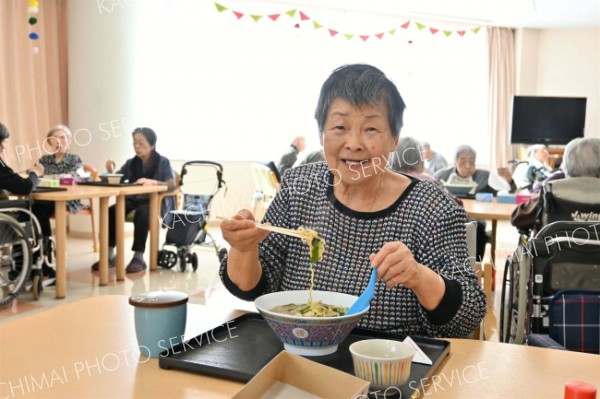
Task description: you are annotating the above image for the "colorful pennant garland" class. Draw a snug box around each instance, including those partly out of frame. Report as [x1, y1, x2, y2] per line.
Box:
[28, 0, 40, 54]
[213, 2, 481, 41]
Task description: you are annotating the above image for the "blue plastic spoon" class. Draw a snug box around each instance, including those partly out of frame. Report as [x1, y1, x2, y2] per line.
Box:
[346, 268, 378, 315]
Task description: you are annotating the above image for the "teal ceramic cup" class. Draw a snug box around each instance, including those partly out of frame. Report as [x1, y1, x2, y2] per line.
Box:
[129, 291, 188, 358]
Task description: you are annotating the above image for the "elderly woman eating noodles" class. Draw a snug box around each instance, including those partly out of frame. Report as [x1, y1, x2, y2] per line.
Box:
[219, 64, 486, 338]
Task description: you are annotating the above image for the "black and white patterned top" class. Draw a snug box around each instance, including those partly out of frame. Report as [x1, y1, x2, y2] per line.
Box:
[220, 162, 486, 338]
[39, 153, 83, 213]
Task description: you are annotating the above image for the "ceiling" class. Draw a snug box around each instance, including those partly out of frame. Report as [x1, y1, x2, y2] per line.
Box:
[276, 0, 600, 29]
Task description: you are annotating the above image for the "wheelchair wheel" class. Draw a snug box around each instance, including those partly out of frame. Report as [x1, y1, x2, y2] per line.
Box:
[179, 253, 187, 273]
[0, 213, 33, 307]
[191, 253, 198, 272]
[499, 257, 514, 343]
[158, 250, 177, 269]
[32, 270, 43, 301]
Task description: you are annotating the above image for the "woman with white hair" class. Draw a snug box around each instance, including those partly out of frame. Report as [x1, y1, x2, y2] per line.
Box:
[32, 124, 85, 280]
[512, 144, 552, 189]
[511, 137, 600, 231]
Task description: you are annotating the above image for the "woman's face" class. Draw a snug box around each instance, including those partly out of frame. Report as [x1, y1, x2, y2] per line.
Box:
[132, 133, 153, 160]
[322, 98, 398, 188]
[455, 153, 476, 178]
[534, 147, 549, 163]
[47, 130, 70, 155]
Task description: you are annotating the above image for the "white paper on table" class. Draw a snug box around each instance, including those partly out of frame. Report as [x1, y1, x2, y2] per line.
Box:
[403, 336, 433, 365]
[260, 381, 323, 399]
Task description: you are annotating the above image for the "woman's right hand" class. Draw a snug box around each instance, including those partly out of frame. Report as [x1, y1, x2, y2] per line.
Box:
[105, 160, 116, 173]
[220, 209, 270, 253]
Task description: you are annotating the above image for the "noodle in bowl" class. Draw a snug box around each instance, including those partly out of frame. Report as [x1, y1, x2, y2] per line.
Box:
[255, 290, 369, 356]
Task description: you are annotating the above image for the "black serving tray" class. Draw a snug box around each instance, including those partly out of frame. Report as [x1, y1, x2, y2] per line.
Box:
[77, 181, 141, 187]
[159, 313, 450, 398]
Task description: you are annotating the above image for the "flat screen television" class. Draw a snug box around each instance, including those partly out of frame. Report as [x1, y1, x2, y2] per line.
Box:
[510, 96, 587, 145]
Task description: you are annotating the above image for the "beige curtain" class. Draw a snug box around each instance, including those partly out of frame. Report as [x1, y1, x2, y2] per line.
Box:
[0, 0, 67, 172]
[487, 26, 515, 169]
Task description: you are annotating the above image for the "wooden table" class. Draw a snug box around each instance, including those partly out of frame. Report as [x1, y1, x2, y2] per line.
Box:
[462, 199, 518, 264]
[30, 186, 119, 298]
[1, 296, 597, 398]
[112, 185, 168, 280]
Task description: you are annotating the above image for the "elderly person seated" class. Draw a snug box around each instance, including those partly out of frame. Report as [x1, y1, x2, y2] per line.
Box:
[220, 64, 486, 338]
[511, 137, 600, 232]
[32, 125, 84, 279]
[434, 145, 516, 261]
[512, 144, 552, 190]
[421, 142, 448, 174]
[90, 127, 176, 273]
[277, 136, 306, 177]
[434, 145, 516, 195]
[389, 137, 440, 183]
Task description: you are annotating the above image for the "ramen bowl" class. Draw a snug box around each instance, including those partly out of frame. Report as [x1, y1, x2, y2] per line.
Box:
[254, 290, 369, 357]
[99, 173, 124, 184]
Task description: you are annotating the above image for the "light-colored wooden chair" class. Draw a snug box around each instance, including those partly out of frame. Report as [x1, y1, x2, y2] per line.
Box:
[466, 220, 497, 340]
[473, 261, 497, 340]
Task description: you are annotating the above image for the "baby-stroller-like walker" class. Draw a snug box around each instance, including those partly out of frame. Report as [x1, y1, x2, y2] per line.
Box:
[157, 161, 228, 272]
[0, 199, 55, 306]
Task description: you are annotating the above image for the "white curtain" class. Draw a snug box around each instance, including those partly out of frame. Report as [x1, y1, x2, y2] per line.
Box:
[487, 26, 515, 168]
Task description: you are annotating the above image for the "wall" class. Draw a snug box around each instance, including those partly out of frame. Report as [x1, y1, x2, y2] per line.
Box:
[515, 28, 599, 144]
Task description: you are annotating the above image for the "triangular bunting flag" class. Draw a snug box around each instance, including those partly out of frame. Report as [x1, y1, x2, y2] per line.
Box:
[344, 33, 353, 40]
[401, 21, 410, 29]
[457, 30, 465, 36]
[359, 35, 369, 42]
[443, 31, 452, 37]
[328, 29, 338, 37]
[268, 14, 280, 21]
[299, 11, 310, 21]
[285, 9, 296, 18]
[471, 27, 481, 34]
[250, 15, 262, 22]
[214, 3, 227, 12]
[429, 28, 438, 34]
[233, 11, 244, 19]
[313, 21, 322, 29]
[388, 28, 396, 35]
[416, 22, 426, 30]
[375, 33, 384, 40]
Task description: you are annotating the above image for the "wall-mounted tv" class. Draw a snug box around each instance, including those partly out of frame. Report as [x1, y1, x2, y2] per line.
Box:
[510, 96, 587, 145]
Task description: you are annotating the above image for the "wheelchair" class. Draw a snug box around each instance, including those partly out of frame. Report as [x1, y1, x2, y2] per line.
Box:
[0, 200, 55, 306]
[499, 177, 600, 344]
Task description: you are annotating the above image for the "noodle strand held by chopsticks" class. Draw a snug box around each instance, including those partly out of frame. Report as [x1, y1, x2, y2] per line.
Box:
[297, 227, 325, 306]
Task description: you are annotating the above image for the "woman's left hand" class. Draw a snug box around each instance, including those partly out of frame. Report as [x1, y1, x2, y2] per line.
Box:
[370, 241, 423, 289]
[136, 178, 156, 186]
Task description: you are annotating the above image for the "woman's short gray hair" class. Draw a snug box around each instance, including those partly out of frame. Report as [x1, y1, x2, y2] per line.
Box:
[562, 137, 600, 178]
[314, 64, 406, 138]
[454, 144, 476, 161]
[47, 124, 72, 141]
[527, 144, 546, 158]
[389, 137, 424, 172]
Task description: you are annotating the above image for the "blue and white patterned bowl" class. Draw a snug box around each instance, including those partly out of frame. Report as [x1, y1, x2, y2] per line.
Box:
[255, 290, 369, 356]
